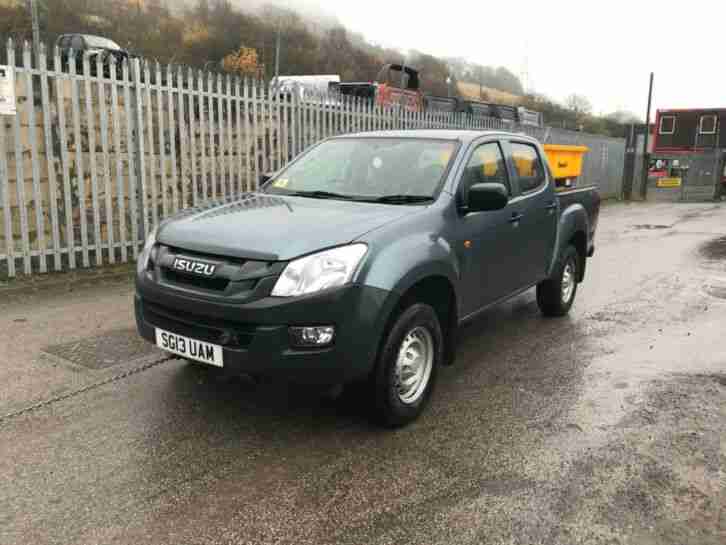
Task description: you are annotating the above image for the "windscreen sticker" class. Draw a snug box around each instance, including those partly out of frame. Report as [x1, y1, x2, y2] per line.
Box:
[273, 178, 289, 188]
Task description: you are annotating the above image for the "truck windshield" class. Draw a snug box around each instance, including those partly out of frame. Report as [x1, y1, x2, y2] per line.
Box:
[264, 138, 457, 202]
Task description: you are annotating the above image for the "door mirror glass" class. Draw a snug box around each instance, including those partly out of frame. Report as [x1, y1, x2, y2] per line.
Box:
[467, 183, 509, 212]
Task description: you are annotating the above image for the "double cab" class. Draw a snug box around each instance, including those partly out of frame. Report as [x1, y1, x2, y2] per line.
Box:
[136, 130, 600, 427]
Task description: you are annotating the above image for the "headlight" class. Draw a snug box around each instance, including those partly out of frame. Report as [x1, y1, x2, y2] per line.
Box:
[139, 227, 157, 271]
[271, 244, 367, 297]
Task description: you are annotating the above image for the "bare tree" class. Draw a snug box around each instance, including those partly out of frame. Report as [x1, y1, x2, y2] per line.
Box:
[565, 94, 593, 116]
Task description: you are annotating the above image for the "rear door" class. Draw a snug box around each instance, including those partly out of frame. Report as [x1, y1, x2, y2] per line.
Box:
[455, 139, 522, 316]
[502, 140, 558, 288]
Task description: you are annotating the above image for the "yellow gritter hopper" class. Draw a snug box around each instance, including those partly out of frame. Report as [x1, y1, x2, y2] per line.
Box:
[543, 145, 589, 188]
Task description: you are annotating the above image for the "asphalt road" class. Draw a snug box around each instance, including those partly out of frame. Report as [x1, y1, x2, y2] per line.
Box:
[1, 202, 724, 545]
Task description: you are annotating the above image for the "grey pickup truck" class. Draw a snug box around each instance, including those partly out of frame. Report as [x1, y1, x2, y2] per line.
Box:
[136, 130, 600, 427]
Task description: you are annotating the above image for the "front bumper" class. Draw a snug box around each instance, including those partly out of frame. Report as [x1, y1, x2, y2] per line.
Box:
[135, 281, 396, 385]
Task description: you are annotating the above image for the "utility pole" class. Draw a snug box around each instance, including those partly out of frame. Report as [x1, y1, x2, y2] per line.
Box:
[274, 21, 281, 81]
[28, 0, 40, 46]
[640, 72, 654, 200]
[400, 51, 407, 89]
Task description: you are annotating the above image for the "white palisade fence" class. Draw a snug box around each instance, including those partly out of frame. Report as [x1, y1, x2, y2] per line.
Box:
[0, 40, 625, 278]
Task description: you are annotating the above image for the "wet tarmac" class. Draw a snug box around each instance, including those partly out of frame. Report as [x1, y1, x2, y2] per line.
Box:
[0, 202, 724, 545]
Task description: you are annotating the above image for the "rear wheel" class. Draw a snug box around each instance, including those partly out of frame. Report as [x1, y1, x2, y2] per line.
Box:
[371, 303, 442, 428]
[537, 244, 580, 317]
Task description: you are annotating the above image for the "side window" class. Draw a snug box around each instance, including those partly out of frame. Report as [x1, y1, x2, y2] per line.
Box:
[71, 36, 85, 51]
[510, 142, 546, 193]
[699, 115, 717, 135]
[659, 115, 676, 135]
[461, 142, 510, 196]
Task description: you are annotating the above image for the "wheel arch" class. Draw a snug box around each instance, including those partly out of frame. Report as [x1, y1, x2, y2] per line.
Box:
[381, 273, 459, 368]
[550, 203, 589, 281]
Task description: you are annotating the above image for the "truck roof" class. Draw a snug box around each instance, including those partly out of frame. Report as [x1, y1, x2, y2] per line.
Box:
[337, 129, 536, 144]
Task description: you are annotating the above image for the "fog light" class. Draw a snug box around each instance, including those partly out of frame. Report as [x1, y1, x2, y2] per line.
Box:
[289, 326, 335, 347]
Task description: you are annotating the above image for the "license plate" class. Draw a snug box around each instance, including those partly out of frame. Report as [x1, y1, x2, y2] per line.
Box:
[155, 328, 223, 367]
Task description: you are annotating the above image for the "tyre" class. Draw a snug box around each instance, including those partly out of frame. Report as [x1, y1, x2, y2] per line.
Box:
[537, 244, 580, 317]
[372, 303, 443, 428]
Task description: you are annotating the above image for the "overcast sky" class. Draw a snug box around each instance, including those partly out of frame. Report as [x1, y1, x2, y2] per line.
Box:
[273, 0, 724, 118]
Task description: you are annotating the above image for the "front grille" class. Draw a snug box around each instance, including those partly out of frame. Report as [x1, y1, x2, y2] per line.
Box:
[152, 244, 277, 298]
[143, 301, 256, 348]
[162, 269, 231, 292]
[163, 244, 248, 266]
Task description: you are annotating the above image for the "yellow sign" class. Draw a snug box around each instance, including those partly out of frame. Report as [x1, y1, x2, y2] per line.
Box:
[272, 178, 289, 188]
[657, 177, 682, 188]
[0, 65, 16, 116]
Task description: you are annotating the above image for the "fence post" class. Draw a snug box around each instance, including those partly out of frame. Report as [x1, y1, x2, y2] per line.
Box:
[187, 68, 198, 204]
[10, 41, 32, 274]
[167, 65, 179, 212]
[234, 76, 243, 195]
[142, 61, 157, 228]
[82, 51, 102, 266]
[207, 72, 216, 199]
[131, 58, 148, 241]
[250, 80, 259, 189]
[122, 59, 139, 259]
[24, 42, 48, 273]
[0, 95, 13, 278]
[242, 78, 250, 192]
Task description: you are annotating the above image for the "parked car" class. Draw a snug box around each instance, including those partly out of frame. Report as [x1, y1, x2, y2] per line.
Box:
[135, 130, 600, 427]
[55, 34, 135, 77]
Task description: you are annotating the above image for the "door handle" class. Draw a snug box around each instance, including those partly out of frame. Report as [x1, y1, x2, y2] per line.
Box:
[509, 213, 524, 224]
[544, 202, 557, 210]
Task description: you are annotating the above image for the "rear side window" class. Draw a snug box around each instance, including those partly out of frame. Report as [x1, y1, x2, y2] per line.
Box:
[659, 115, 676, 135]
[510, 143, 546, 193]
[460, 142, 510, 196]
[700, 115, 717, 135]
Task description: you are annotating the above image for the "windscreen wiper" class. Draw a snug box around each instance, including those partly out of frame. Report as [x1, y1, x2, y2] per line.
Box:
[365, 195, 435, 204]
[286, 190, 355, 200]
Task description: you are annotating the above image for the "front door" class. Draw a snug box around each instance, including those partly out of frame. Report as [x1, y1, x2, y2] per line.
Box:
[456, 141, 522, 316]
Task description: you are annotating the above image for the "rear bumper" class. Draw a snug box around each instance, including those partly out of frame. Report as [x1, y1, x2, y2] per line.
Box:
[135, 282, 396, 385]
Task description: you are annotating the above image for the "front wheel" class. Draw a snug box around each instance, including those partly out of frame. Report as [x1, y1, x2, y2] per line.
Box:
[372, 303, 443, 428]
[537, 244, 580, 317]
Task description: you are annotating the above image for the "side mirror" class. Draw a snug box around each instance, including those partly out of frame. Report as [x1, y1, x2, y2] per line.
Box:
[466, 183, 509, 212]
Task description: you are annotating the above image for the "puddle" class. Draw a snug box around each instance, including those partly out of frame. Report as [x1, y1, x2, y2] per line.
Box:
[704, 284, 726, 300]
[44, 328, 159, 369]
[699, 236, 726, 261]
[630, 224, 671, 230]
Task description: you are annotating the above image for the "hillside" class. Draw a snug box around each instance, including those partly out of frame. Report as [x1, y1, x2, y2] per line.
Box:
[0, 0, 524, 101]
[457, 81, 523, 106]
[0, 0, 633, 136]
